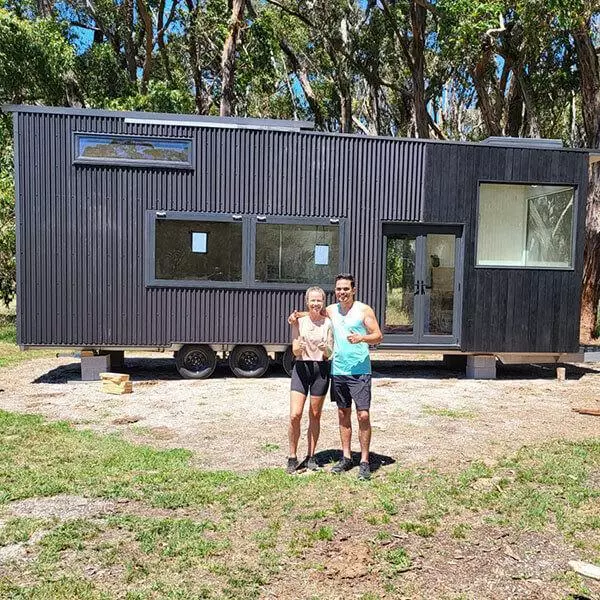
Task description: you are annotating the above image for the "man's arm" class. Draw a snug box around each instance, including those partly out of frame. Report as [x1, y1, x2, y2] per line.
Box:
[347, 305, 383, 345]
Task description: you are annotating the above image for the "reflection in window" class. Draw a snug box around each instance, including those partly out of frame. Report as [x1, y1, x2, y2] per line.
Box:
[477, 183, 575, 268]
[76, 135, 192, 165]
[255, 224, 339, 284]
[155, 220, 242, 281]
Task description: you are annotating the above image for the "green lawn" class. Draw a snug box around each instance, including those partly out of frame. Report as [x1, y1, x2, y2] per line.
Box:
[0, 410, 598, 599]
[0, 318, 56, 368]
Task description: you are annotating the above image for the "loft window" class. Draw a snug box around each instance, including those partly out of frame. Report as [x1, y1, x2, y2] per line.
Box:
[154, 219, 242, 282]
[74, 134, 193, 168]
[476, 183, 575, 268]
[255, 223, 340, 284]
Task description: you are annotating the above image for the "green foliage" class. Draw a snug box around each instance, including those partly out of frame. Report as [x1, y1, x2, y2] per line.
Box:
[0, 8, 75, 104]
[0, 116, 15, 308]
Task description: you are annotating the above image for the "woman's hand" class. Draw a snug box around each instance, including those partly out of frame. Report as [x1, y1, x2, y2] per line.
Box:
[288, 310, 300, 325]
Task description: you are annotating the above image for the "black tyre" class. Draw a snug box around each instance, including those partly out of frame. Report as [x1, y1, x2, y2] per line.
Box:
[228, 345, 269, 378]
[282, 345, 295, 377]
[175, 344, 217, 379]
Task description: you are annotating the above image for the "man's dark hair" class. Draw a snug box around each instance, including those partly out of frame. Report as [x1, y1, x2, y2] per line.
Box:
[335, 273, 355, 288]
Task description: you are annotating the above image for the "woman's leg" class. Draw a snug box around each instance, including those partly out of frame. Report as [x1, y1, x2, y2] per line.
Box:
[289, 391, 307, 458]
[306, 394, 325, 457]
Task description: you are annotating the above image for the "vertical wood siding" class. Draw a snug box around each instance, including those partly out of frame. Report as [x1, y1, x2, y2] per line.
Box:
[15, 111, 426, 347]
[423, 144, 587, 353]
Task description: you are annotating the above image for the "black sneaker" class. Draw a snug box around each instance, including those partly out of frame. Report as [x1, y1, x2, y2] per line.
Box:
[306, 456, 319, 471]
[286, 457, 299, 474]
[358, 461, 371, 481]
[331, 457, 353, 474]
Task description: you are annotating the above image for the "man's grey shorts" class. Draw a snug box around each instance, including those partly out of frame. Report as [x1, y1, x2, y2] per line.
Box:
[330, 375, 372, 410]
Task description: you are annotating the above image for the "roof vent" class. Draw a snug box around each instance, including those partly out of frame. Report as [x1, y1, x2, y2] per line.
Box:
[482, 136, 563, 149]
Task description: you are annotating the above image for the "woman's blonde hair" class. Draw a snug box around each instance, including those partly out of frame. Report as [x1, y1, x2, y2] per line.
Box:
[305, 286, 326, 306]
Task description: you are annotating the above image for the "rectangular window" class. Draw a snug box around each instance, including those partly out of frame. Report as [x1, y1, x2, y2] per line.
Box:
[155, 219, 242, 282]
[255, 223, 340, 284]
[477, 183, 575, 268]
[75, 134, 192, 168]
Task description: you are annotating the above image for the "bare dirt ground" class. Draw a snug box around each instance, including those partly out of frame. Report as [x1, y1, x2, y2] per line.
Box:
[0, 352, 599, 472]
[1, 353, 600, 599]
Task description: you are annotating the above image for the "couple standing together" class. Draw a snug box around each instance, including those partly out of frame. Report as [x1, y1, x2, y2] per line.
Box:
[287, 273, 383, 481]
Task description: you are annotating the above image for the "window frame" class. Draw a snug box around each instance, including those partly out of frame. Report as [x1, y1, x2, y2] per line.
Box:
[145, 212, 347, 290]
[73, 132, 194, 169]
[474, 180, 578, 271]
[250, 215, 348, 290]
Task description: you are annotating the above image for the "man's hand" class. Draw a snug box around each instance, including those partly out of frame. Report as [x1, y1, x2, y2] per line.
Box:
[346, 331, 363, 344]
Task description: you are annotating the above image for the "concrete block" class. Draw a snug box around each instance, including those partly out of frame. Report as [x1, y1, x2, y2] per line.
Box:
[466, 354, 496, 379]
[81, 354, 111, 381]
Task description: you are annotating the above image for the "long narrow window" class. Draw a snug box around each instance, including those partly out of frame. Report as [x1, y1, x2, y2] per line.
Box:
[477, 183, 575, 268]
[75, 134, 193, 168]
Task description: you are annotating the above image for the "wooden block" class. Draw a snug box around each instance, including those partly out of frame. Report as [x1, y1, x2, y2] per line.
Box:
[102, 381, 133, 395]
[81, 350, 95, 357]
[99, 372, 130, 384]
[572, 407, 600, 416]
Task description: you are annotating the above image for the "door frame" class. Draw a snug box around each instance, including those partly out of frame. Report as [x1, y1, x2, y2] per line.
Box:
[381, 223, 464, 347]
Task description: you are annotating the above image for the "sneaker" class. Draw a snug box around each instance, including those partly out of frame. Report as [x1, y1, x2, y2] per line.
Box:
[358, 461, 371, 481]
[331, 457, 353, 474]
[306, 456, 319, 471]
[286, 457, 299, 474]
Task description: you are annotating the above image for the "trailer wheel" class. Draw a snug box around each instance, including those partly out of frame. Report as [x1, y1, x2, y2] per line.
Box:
[282, 345, 295, 377]
[228, 345, 269, 378]
[176, 344, 217, 379]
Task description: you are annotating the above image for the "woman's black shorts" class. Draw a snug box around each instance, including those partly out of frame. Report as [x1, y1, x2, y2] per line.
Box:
[291, 361, 331, 396]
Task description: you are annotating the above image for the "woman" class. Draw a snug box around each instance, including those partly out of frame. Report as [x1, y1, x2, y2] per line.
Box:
[287, 286, 334, 474]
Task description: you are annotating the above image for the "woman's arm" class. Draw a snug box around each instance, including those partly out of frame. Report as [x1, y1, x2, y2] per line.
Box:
[291, 322, 304, 358]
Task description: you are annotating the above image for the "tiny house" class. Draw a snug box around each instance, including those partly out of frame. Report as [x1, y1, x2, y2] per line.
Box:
[4, 105, 590, 379]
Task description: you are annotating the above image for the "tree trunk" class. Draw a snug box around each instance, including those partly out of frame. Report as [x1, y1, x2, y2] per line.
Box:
[220, 0, 246, 116]
[279, 40, 324, 129]
[410, 0, 429, 138]
[137, 0, 154, 94]
[472, 50, 502, 137]
[573, 21, 600, 341]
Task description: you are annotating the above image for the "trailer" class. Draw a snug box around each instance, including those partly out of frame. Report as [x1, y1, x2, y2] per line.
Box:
[3, 105, 591, 379]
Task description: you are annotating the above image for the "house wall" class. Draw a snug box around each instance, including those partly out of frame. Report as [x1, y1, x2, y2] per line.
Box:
[13, 107, 588, 352]
[424, 143, 588, 353]
[14, 108, 426, 348]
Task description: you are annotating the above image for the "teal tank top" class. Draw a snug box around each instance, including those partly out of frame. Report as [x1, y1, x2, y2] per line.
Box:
[330, 302, 371, 375]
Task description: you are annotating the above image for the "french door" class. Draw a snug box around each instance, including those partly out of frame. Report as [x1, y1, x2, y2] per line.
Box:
[382, 224, 463, 346]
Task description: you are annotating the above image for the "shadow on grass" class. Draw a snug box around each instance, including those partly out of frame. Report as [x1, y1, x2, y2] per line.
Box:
[308, 449, 395, 474]
[32, 356, 600, 384]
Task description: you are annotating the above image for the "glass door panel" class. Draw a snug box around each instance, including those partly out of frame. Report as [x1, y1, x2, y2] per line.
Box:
[384, 236, 416, 335]
[424, 234, 455, 336]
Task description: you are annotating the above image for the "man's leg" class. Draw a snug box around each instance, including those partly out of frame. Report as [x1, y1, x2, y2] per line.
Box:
[338, 407, 352, 459]
[356, 409, 371, 464]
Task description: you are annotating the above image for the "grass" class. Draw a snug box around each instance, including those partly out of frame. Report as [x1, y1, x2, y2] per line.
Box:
[0, 318, 56, 368]
[0, 410, 598, 598]
[422, 405, 478, 419]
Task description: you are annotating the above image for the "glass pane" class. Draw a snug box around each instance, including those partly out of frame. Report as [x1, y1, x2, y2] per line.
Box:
[155, 220, 242, 281]
[526, 189, 573, 266]
[477, 183, 574, 268]
[77, 135, 191, 164]
[255, 224, 339, 284]
[385, 236, 415, 334]
[424, 234, 455, 336]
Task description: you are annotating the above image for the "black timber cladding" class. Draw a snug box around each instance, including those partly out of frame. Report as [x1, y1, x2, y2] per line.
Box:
[423, 143, 587, 353]
[13, 107, 425, 348]
[10, 106, 588, 352]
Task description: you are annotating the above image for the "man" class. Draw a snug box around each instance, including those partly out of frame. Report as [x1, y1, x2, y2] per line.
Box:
[290, 273, 383, 480]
